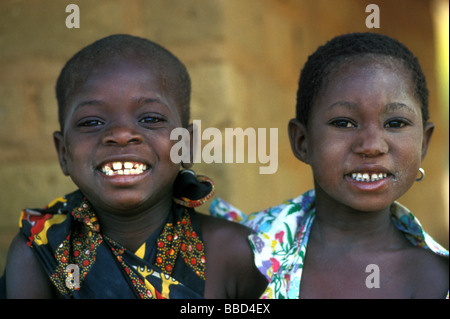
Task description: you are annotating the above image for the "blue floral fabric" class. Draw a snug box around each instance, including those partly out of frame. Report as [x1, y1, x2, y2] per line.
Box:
[210, 189, 449, 299]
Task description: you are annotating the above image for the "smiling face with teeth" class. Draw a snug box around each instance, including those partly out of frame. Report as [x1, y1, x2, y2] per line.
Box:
[53, 57, 191, 216]
[289, 56, 434, 213]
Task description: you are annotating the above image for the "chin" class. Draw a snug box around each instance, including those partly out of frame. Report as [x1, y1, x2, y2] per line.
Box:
[89, 191, 148, 214]
[110, 195, 150, 211]
[345, 197, 395, 213]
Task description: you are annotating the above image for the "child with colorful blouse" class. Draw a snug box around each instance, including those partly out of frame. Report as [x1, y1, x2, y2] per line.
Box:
[2, 34, 267, 299]
[211, 32, 449, 299]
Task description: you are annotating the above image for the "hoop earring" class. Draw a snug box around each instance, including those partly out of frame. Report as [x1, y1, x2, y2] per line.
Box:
[416, 168, 425, 182]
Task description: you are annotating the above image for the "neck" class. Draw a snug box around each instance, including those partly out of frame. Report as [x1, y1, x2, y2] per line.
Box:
[94, 197, 173, 252]
[312, 192, 402, 252]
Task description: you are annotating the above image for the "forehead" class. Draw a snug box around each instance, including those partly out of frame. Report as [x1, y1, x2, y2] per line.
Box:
[326, 55, 412, 86]
[320, 55, 416, 100]
[311, 56, 421, 116]
[66, 57, 175, 106]
[81, 59, 161, 89]
[82, 55, 163, 85]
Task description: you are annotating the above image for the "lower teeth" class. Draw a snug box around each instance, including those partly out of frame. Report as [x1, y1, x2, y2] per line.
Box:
[102, 169, 144, 176]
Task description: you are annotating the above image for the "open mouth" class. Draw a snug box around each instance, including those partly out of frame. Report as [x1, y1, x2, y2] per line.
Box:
[100, 161, 149, 176]
[349, 172, 389, 182]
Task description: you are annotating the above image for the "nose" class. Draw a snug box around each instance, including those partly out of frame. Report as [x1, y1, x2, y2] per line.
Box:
[102, 121, 143, 147]
[352, 125, 388, 158]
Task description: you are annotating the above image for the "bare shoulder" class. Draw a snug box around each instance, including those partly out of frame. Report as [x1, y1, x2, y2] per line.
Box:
[197, 213, 267, 298]
[197, 213, 253, 268]
[410, 247, 449, 298]
[198, 212, 252, 242]
[5, 233, 55, 298]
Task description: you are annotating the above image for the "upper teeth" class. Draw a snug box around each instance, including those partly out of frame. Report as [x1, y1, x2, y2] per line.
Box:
[351, 172, 387, 182]
[101, 162, 148, 176]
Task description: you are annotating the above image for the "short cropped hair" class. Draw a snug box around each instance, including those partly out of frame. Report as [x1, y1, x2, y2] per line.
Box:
[296, 32, 429, 127]
[56, 34, 191, 130]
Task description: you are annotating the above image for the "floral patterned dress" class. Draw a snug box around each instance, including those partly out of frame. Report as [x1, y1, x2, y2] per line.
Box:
[210, 189, 449, 299]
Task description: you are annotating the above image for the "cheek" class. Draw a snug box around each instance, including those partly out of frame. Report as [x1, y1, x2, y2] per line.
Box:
[392, 137, 423, 181]
[306, 130, 348, 167]
[149, 133, 179, 168]
[63, 136, 94, 171]
[306, 137, 348, 192]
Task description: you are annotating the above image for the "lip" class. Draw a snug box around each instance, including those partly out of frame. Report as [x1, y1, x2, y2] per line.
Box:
[345, 164, 393, 192]
[347, 164, 392, 176]
[345, 174, 392, 192]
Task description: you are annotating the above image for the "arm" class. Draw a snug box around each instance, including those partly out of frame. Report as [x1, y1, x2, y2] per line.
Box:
[5, 233, 55, 298]
[228, 225, 268, 299]
[199, 214, 268, 299]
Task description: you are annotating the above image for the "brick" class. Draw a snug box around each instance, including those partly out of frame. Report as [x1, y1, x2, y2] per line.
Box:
[143, 0, 224, 45]
[0, 0, 127, 60]
[0, 75, 59, 163]
[0, 162, 76, 230]
[189, 62, 233, 127]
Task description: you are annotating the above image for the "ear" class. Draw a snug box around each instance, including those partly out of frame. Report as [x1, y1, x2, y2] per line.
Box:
[181, 123, 194, 169]
[53, 131, 70, 176]
[288, 119, 310, 164]
[421, 121, 434, 161]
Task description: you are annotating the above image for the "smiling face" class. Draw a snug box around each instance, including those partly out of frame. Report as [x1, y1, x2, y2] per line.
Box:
[53, 58, 185, 215]
[289, 56, 434, 213]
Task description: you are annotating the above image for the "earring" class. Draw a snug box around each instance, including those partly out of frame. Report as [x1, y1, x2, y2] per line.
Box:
[416, 168, 425, 182]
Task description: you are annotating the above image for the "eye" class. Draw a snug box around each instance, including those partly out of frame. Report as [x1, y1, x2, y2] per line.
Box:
[139, 116, 161, 124]
[138, 114, 166, 127]
[329, 118, 356, 128]
[384, 118, 410, 128]
[78, 119, 104, 127]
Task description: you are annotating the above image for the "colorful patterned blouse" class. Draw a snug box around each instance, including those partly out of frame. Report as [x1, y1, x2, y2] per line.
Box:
[2, 170, 214, 299]
[210, 189, 449, 299]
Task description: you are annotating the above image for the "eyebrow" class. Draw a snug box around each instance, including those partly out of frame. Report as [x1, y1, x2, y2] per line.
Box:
[75, 99, 105, 109]
[328, 101, 417, 114]
[132, 96, 167, 107]
[384, 102, 417, 114]
[71, 99, 106, 115]
[327, 101, 359, 110]
[73, 97, 167, 112]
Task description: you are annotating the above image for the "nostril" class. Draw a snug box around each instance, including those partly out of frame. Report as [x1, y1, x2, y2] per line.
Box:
[127, 136, 142, 145]
[102, 127, 143, 146]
